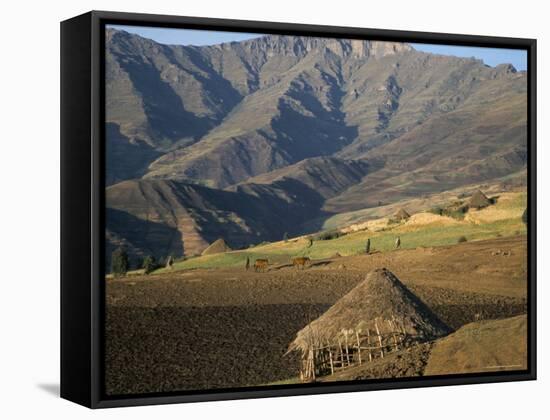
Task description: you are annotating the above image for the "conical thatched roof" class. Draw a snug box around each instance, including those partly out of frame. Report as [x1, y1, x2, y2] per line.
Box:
[288, 269, 450, 355]
[201, 238, 231, 256]
[394, 208, 411, 221]
[469, 190, 491, 209]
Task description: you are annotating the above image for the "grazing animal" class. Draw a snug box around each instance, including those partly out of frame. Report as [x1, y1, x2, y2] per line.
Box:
[292, 257, 311, 270]
[254, 259, 269, 272]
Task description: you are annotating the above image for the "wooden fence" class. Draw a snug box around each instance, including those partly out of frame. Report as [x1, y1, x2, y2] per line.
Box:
[300, 318, 409, 381]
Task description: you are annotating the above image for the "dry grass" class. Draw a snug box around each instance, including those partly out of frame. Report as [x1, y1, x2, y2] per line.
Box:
[424, 315, 527, 375]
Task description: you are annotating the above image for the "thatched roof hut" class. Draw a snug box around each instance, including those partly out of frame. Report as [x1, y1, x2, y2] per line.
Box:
[201, 238, 231, 256]
[394, 208, 411, 221]
[288, 268, 450, 357]
[469, 190, 491, 209]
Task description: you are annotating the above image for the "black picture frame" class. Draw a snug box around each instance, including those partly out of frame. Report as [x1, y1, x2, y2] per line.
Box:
[61, 10, 537, 409]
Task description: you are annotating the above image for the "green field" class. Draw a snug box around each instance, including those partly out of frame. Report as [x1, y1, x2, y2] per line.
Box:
[155, 192, 526, 273]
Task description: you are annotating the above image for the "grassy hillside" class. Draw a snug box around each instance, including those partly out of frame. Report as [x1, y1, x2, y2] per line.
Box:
[157, 191, 526, 272]
[320, 175, 526, 230]
[424, 315, 527, 375]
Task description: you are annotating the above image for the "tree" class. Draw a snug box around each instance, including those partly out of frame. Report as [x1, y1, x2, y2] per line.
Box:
[111, 247, 129, 277]
[142, 255, 157, 274]
[134, 256, 144, 271]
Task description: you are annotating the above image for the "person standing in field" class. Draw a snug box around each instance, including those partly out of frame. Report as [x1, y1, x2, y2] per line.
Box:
[395, 236, 401, 249]
[245, 256, 250, 271]
[365, 238, 371, 254]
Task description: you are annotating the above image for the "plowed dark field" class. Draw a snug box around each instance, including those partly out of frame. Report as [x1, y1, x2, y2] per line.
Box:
[105, 235, 527, 395]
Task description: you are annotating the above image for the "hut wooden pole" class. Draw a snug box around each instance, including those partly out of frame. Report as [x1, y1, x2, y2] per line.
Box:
[366, 329, 373, 362]
[398, 319, 406, 346]
[338, 338, 344, 367]
[388, 319, 399, 351]
[355, 330, 362, 365]
[327, 340, 334, 375]
[344, 330, 351, 366]
[375, 319, 384, 358]
[311, 350, 316, 381]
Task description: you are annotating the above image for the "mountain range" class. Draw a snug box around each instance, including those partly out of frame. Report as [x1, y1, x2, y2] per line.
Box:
[105, 28, 527, 264]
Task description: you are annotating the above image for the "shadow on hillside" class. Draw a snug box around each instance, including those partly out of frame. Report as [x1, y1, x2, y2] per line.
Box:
[106, 123, 162, 186]
[106, 208, 184, 266]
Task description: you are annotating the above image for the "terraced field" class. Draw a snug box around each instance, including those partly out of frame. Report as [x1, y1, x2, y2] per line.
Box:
[158, 191, 526, 272]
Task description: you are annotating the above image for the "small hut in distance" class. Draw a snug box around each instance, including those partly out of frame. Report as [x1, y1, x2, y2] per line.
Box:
[469, 190, 491, 209]
[393, 208, 411, 222]
[201, 238, 232, 256]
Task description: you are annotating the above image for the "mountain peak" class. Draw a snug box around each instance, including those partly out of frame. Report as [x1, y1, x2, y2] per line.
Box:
[233, 34, 412, 59]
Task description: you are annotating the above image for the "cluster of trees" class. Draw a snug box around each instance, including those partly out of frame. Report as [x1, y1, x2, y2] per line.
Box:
[110, 248, 166, 277]
[311, 229, 347, 241]
[110, 247, 129, 277]
[429, 203, 468, 220]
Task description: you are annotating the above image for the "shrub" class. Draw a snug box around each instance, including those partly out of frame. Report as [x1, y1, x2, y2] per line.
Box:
[111, 247, 129, 277]
[446, 208, 467, 220]
[457, 236, 468, 243]
[142, 255, 157, 274]
[429, 206, 443, 216]
[313, 230, 345, 241]
[430, 203, 468, 220]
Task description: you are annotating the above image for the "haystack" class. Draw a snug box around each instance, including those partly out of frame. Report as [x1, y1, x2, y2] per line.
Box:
[201, 238, 231, 256]
[288, 268, 450, 357]
[469, 190, 491, 209]
[394, 208, 411, 221]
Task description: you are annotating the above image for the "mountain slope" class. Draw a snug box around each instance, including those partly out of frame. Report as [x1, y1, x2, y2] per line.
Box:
[105, 29, 528, 264]
[325, 76, 527, 212]
[106, 178, 330, 261]
[233, 156, 372, 199]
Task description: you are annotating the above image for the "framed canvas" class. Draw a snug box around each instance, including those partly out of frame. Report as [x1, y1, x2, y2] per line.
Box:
[60, 10, 536, 408]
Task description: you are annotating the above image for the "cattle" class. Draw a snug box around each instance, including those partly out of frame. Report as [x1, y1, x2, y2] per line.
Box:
[254, 259, 269, 272]
[292, 257, 311, 270]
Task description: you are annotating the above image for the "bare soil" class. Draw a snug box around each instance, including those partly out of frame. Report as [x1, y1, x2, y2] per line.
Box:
[105, 235, 527, 395]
